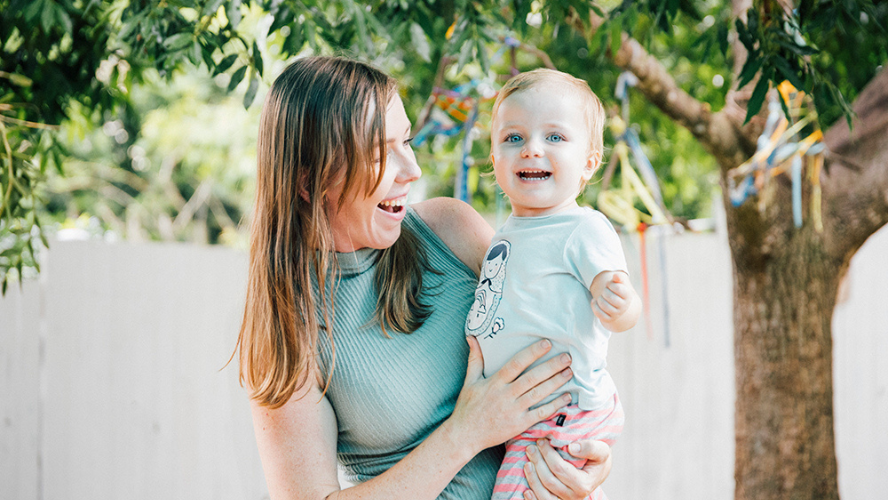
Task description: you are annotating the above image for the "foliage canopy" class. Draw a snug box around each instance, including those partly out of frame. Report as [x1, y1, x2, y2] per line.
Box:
[1, 0, 885, 292]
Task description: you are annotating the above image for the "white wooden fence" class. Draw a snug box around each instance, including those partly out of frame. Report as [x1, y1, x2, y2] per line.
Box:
[2, 227, 886, 500]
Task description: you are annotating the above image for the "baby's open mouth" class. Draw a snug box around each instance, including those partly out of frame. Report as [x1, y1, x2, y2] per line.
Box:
[378, 199, 405, 213]
[518, 170, 551, 181]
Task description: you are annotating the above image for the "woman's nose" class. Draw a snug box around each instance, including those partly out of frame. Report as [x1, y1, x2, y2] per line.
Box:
[395, 149, 422, 183]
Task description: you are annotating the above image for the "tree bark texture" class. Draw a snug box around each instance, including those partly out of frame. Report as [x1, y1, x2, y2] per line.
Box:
[730, 226, 841, 500]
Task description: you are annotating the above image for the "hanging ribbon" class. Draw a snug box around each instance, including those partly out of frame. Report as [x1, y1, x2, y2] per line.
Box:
[727, 81, 826, 232]
[597, 72, 675, 345]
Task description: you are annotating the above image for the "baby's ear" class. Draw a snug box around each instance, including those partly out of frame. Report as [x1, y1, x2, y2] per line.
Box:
[584, 150, 602, 180]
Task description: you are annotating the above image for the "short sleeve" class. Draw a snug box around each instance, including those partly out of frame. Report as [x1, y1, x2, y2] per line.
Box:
[564, 209, 629, 290]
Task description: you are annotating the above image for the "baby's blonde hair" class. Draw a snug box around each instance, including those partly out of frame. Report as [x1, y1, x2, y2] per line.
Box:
[492, 68, 606, 174]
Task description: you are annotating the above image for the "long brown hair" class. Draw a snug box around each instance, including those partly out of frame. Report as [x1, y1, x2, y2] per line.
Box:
[235, 57, 433, 409]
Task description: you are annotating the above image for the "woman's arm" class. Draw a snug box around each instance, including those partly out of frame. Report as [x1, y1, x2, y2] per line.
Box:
[252, 340, 574, 500]
[251, 375, 476, 500]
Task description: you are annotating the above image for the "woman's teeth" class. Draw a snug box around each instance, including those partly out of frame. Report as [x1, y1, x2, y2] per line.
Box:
[378, 198, 405, 213]
[518, 170, 551, 180]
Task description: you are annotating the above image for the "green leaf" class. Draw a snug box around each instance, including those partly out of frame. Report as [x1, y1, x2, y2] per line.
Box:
[747, 7, 759, 34]
[54, 4, 73, 36]
[214, 54, 238, 76]
[744, 75, 770, 124]
[775, 39, 818, 57]
[476, 39, 489, 73]
[717, 22, 729, 55]
[227, 0, 243, 29]
[164, 33, 193, 51]
[228, 65, 247, 92]
[243, 73, 259, 109]
[610, 19, 622, 54]
[772, 56, 805, 90]
[283, 25, 305, 55]
[735, 18, 755, 51]
[41, 2, 54, 33]
[268, 7, 294, 35]
[410, 23, 431, 62]
[2, 72, 33, 87]
[189, 40, 202, 66]
[590, 4, 605, 18]
[456, 39, 473, 72]
[736, 53, 763, 89]
[202, 0, 225, 17]
[252, 41, 263, 77]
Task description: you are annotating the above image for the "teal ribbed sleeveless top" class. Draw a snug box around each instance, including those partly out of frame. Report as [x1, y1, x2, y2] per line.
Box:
[316, 207, 503, 499]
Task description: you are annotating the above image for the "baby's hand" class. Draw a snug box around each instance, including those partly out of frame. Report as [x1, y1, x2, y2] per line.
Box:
[591, 272, 633, 324]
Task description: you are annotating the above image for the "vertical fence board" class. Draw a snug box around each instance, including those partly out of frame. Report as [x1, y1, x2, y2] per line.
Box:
[833, 227, 888, 500]
[40, 241, 265, 500]
[606, 230, 735, 500]
[0, 278, 42, 500]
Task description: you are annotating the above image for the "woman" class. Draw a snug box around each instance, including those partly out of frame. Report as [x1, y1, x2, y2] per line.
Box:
[235, 56, 613, 500]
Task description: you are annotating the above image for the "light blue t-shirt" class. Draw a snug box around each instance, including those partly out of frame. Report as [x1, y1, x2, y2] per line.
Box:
[465, 206, 628, 411]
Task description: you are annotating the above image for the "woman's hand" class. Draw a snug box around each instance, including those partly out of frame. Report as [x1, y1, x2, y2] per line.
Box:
[446, 336, 573, 454]
[523, 439, 612, 500]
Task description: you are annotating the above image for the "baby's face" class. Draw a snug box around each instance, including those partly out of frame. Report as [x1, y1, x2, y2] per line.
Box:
[491, 86, 596, 217]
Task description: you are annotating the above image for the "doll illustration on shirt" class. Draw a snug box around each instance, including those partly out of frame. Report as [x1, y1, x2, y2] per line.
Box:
[465, 240, 510, 339]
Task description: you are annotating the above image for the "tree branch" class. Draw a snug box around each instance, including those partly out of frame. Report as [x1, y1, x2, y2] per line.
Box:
[821, 65, 888, 262]
[610, 34, 755, 171]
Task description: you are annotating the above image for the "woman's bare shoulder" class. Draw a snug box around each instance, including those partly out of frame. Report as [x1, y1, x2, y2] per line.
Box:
[411, 198, 493, 275]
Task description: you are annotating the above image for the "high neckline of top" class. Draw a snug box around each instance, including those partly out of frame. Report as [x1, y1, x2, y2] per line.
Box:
[334, 246, 379, 276]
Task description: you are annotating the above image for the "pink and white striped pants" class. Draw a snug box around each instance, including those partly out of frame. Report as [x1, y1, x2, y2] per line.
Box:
[491, 393, 624, 500]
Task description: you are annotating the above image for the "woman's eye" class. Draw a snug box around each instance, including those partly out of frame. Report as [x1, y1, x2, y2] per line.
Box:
[404, 137, 414, 147]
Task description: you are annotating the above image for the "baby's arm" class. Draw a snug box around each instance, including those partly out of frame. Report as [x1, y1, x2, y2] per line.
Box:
[589, 271, 641, 332]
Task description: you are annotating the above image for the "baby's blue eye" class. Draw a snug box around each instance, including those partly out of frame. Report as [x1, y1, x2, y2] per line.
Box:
[505, 134, 522, 143]
[547, 134, 564, 142]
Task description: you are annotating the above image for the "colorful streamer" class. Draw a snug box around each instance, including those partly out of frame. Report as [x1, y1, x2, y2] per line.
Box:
[727, 81, 826, 232]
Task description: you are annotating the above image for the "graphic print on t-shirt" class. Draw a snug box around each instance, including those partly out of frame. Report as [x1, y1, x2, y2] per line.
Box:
[465, 240, 510, 339]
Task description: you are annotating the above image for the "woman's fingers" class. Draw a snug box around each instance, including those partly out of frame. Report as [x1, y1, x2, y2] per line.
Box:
[511, 351, 572, 397]
[568, 439, 611, 466]
[523, 460, 551, 500]
[518, 369, 572, 414]
[496, 339, 553, 384]
[525, 439, 611, 500]
[463, 335, 485, 384]
[573, 440, 612, 488]
[524, 441, 577, 500]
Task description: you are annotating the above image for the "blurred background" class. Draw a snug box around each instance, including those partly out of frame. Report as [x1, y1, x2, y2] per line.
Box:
[2, 1, 887, 499]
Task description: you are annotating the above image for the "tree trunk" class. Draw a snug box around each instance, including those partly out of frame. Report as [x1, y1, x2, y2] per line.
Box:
[729, 223, 842, 499]
[725, 65, 888, 500]
[602, 5, 888, 495]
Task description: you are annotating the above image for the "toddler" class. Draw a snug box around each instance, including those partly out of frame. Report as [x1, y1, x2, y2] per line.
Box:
[465, 69, 641, 500]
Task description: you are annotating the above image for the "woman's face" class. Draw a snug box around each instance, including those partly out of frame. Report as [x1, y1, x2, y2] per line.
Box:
[327, 96, 421, 252]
